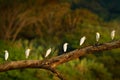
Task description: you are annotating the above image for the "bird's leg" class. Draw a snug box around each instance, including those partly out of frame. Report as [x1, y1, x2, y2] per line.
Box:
[78, 46, 83, 49]
[111, 39, 115, 42]
[94, 42, 100, 46]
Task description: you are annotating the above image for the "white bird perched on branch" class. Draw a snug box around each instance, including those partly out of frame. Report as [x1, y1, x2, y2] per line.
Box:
[4, 50, 9, 61]
[111, 30, 115, 40]
[25, 48, 31, 59]
[96, 32, 100, 42]
[80, 36, 86, 46]
[45, 48, 52, 58]
[63, 43, 68, 52]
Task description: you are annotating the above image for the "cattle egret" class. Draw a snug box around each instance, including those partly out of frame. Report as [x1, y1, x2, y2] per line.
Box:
[63, 43, 68, 52]
[80, 36, 86, 46]
[111, 30, 115, 40]
[96, 32, 100, 42]
[4, 50, 9, 60]
[25, 48, 31, 59]
[45, 48, 52, 58]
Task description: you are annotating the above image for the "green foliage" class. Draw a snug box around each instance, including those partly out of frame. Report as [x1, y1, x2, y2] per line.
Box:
[79, 59, 112, 80]
[0, 69, 39, 80]
[97, 50, 120, 79]
[58, 59, 112, 80]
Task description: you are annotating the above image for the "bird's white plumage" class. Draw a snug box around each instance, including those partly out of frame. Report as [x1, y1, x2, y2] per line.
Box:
[80, 36, 86, 46]
[25, 48, 31, 59]
[4, 50, 9, 61]
[96, 32, 100, 42]
[111, 30, 115, 40]
[63, 43, 68, 52]
[45, 48, 52, 58]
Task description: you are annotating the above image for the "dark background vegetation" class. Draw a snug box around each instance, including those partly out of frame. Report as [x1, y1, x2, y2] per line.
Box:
[0, 0, 120, 80]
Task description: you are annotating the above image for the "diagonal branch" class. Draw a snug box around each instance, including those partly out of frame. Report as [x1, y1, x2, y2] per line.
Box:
[45, 67, 65, 80]
[0, 40, 120, 73]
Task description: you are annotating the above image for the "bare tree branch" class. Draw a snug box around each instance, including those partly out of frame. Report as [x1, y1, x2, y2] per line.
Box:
[0, 40, 120, 71]
[46, 67, 65, 80]
[0, 40, 120, 79]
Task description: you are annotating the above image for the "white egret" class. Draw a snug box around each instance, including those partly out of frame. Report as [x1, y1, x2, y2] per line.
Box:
[45, 48, 52, 58]
[80, 36, 86, 46]
[4, 50, 9, 61]
[96, 32, 100, 42]
[63, 43, 68, 52]
[111, 30, 115, 40]
[25, 48, 31, 59]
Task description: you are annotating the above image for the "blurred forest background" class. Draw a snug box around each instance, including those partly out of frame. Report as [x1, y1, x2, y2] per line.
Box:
[0, 0, 120, 80]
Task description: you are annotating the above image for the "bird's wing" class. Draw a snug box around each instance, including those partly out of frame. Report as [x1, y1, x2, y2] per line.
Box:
[5, 52, 8, 60]
[45, 49, 51, 57]
[80, 38, 84, 45]
[63, 44, 67, 52]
